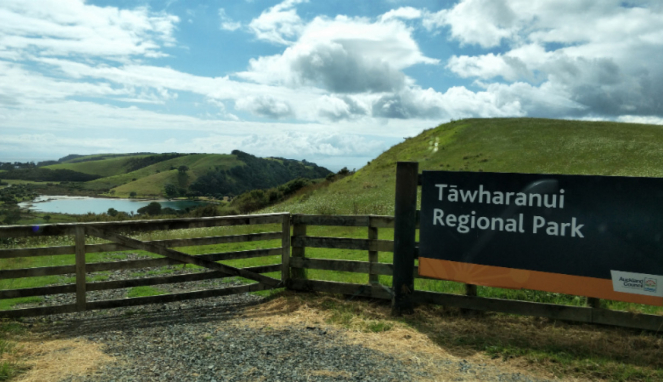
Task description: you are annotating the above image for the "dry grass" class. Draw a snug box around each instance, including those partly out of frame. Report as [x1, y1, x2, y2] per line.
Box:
[240, 291, 663, 382]
[6, 335, 113, 382]
[239, 292, 566, 381]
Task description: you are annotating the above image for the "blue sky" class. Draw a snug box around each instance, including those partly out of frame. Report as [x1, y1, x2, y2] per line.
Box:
[1, 0, 662, 171]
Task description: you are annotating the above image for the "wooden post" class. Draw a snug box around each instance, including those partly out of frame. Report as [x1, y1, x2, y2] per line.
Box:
[587, 297, 601, 309]
[465, 284, 477, 297]
[281, 214, 291, 288]
[462, 284, 478, 315]
[75, 226, 86, 311]
[368, 223, 379, 285]
[291, 221, 307, 280]
[392, 162, 418, 316]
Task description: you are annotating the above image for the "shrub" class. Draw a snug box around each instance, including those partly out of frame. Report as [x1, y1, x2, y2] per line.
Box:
[190, 204, 219, 217]
[137, 202, 162, 216]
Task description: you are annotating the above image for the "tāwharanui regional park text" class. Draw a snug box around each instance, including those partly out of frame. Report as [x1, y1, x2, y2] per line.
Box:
[430, 184, 584, 238]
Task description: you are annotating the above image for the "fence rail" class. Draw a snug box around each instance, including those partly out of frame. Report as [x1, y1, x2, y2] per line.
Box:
[2, 212, 663, 332]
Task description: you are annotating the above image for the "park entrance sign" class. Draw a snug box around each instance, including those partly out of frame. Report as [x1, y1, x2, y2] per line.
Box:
[418, 171, 663, 306]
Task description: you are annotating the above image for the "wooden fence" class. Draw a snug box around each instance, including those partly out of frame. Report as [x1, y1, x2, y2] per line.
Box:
[0, 213, 290, 318]
[1, 210, 663, 331]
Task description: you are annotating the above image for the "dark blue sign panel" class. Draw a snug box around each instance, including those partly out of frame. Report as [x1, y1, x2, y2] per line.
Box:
[418, 171, 663, 305]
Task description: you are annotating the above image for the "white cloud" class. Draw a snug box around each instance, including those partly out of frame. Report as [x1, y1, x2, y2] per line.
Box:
[436, 0, 663, 118]
[238, 15, 438, 93]
[616, 115, 663, 125]
[219, 8, 241, 31]
[190, 131, 386, 158]
[0, 0, 179, 60]
[0, 133, 126, 154]
[235, 95, 293, 119]
[248, 0, 308, 45]
[379, 7, 422, 22]
[316, 95, 368, 121]
[424, 0, 519, 48]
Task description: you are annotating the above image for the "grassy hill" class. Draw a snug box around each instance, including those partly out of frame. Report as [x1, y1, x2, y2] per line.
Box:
[263, 118, 663, 216]
[83, 154, 241, 195]
[43, 155, 151, 177]
[7, 152, 331, 199]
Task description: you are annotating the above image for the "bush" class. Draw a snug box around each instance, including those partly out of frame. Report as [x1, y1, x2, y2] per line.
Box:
[137, 202, 162, 216]
[190, 204, 219, 217]
[2, 209, 21, 225]
[164, 184, 178, 198]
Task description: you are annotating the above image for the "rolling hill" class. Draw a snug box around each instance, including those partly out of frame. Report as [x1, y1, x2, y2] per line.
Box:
[262, 118, 663, 216]
[5, 152, 331, 199]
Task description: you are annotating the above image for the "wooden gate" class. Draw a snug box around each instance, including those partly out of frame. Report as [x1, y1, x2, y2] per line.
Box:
[0, 213, 290, 318]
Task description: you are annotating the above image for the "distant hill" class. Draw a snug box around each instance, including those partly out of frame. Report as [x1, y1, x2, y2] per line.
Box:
[10, 152, 332, 198]
[44, 153, 185, 177]
[262, 118, 663, 216]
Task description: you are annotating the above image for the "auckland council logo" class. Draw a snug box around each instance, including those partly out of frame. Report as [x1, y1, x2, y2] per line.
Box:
[644, 278, 657, 293]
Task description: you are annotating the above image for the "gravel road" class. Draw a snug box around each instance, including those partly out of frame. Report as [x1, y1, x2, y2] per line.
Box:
[18, 263, 554, 382]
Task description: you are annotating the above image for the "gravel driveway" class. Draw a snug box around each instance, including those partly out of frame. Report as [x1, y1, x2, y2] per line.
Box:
[17, 266, 554, 382]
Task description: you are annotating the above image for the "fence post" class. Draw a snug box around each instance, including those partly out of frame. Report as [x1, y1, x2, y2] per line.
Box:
[587, 297, 601, 309]
[368, 219, 379, 285]
[75, 226, 86, 312]
[281, 213, 291, 288]
[291, 217, 307, 280]
[392, 162, 418, 316]
[465, 284, 477, 297]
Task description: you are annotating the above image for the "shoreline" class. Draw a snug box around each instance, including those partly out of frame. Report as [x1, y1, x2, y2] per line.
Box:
[17, 195, 211, 215]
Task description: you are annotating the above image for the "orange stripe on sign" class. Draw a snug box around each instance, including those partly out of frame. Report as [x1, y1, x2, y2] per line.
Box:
[418, 257, 663, 306]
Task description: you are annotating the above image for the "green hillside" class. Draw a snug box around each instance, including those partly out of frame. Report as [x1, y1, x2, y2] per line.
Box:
[264, 118, 663, 216]
[84, 154, 241, 194]
[43, 155, 153, 177]
[5, 151, 332, 199]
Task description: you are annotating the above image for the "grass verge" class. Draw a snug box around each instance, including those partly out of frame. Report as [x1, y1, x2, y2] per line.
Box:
[0, 321, 27, 381]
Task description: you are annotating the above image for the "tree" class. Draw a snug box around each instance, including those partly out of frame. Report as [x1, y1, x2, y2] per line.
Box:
[178, 165, 189, 174]
[107, 208, 119, 217]
[43, 215, 51, 222]
[3, 209, 21, 225]
[129, 191, 137, 198]
[137, 202, 162, 216]
[164, 184, 178, 198]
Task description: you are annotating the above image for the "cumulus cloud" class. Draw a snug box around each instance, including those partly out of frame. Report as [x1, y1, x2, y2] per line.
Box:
[434, 0, 663, 119]
[248, 0, 308, 45]
[238, 15, 437, 94]
[423, 0, 518, 47]
[316, 95, 368, 121]
[235, 95, 294, 119]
